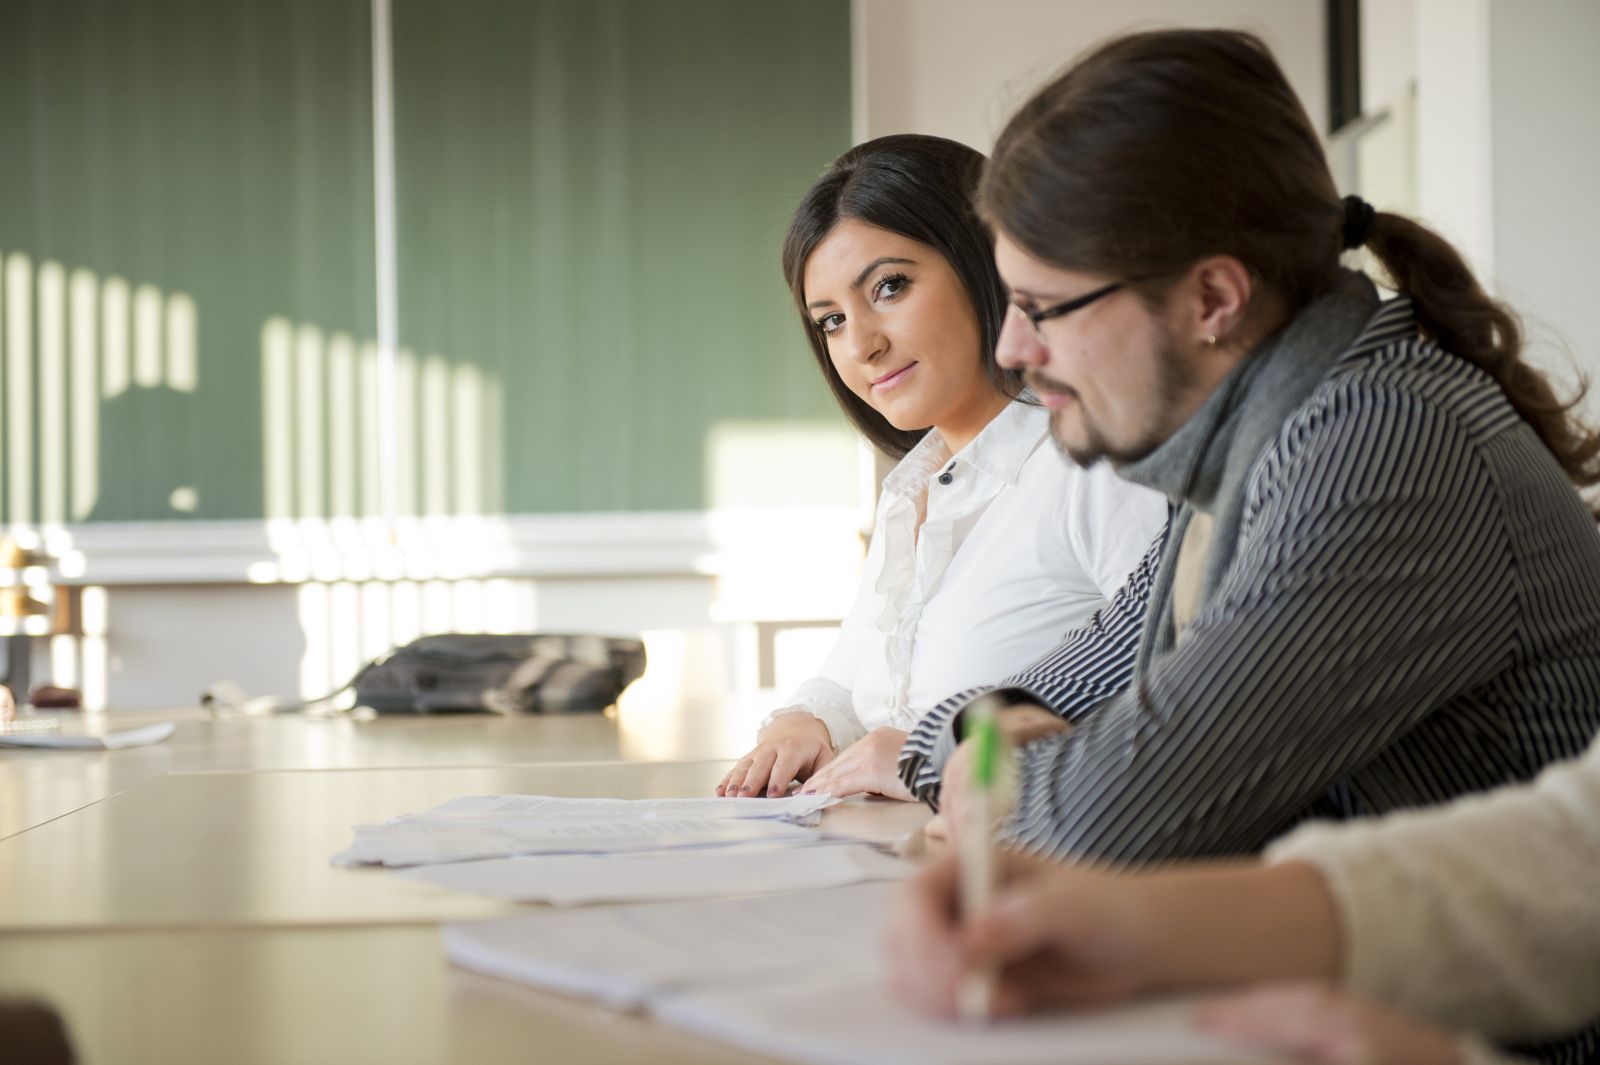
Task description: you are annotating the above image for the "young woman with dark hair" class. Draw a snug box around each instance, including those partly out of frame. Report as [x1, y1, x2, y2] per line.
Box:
[715, 134, 1165, 801]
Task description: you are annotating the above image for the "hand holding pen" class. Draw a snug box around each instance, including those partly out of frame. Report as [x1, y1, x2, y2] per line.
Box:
[886, 846, 1150, 1020]
[955, 694, 1012, 1022]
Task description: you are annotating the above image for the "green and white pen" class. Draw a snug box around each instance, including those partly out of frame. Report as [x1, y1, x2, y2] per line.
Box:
[957, 694, 1012, 1023]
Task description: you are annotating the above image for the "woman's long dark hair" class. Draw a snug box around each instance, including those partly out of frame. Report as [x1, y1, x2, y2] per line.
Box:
[980, 29, 1600, 494]
[782, 134, 1020, 458]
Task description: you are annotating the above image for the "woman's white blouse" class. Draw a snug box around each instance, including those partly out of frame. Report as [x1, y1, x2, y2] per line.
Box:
[771, 400, 1168, 749]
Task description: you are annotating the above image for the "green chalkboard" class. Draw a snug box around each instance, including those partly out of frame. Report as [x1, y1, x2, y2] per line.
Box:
[0, 0, 852, 522]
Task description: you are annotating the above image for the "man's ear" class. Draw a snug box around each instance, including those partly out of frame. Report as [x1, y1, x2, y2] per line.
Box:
[1187, 255, 1254, 346]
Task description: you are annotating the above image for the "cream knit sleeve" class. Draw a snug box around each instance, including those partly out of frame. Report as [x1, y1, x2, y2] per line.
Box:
[1266, 738, 1600, 1042]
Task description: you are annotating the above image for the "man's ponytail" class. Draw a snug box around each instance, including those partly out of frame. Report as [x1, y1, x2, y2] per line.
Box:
[1363, 211, 1600, 492]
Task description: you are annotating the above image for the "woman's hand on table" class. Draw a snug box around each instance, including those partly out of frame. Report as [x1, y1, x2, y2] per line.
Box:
[800, 727, 914, 800]
[716, 712, 835, 797]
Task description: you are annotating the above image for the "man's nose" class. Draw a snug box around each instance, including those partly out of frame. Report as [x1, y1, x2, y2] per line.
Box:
[996, 309, 1045, 370]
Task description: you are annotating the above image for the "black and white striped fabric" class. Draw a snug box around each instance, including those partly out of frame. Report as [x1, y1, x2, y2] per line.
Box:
[899, 297, 1600, 1063]
[898, 297, 1600, 866]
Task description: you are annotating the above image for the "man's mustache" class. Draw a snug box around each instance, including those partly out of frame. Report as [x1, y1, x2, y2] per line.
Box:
[1025, 371, 1077, 399]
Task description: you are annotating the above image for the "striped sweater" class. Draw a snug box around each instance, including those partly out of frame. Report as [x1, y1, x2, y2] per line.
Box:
[897, 294, 1600, 867]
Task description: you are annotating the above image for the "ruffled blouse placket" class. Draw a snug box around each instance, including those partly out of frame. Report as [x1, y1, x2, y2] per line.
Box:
[873, 440, 1006, 730]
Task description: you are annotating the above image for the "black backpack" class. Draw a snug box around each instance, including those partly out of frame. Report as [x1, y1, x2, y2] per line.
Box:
[350, 633, 647, 714]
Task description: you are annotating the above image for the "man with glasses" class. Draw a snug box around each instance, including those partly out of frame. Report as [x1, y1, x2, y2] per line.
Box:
[891, 27, 1600, 1065]
[898, 102, 1600, 881]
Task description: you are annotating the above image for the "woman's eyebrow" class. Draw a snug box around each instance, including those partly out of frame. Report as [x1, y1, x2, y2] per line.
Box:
[850, 256, 914, 289]
[807, 256, 916, 310]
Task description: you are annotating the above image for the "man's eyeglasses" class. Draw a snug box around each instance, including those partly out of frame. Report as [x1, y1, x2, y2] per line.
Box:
[1010, 274, 1162, 338]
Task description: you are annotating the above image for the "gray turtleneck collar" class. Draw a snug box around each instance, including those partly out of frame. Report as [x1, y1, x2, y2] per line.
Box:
[1114, 268, 1382, 668]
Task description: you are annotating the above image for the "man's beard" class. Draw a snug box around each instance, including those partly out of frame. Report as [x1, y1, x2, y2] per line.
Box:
[1028, 331, 1191, 469]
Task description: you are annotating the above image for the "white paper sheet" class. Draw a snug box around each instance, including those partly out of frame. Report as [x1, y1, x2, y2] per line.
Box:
[408, 793, 838, 824]
[399, 840, 911, 905]
[334, 816, 828, 868]
[444, 882, 891, 1009]
[444, 883, 1265, 1065]
[0, 721, 175, 750]
[655, 980, 1266, 1065]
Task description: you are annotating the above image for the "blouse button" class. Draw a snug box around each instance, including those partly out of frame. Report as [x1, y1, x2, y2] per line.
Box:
[937, 471, 954, 486]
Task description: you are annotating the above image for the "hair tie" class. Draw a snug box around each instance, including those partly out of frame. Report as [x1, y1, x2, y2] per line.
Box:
[1341, 195, 1376, 250]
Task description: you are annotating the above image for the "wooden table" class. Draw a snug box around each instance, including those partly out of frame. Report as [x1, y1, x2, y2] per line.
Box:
[1, 926, 769, 1065]
[0, 704, 928, 1064]
[0, 705, 1267, 1065]
[0, 691, 765, 840]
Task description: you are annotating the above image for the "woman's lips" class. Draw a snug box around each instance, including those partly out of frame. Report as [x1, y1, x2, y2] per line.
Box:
[871, 362, 918, 391]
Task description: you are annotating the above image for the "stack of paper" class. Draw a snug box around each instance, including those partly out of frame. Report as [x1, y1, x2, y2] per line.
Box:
[335, 793, 842, 866]
[408, 793, 839, 826]
[334, 816, 827, 868]
[396, 840, 912, 905]
[0, 720, 175, 750]
[446, 881, 890, 1008]
[338, 793, 912, 905]
[445, 882, 1264, 1065]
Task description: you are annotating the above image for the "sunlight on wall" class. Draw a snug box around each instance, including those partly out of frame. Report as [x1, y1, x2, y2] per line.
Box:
[70, 270, 99, 520]
[262, 318, 294, 520]
[328, 334, 357, 518]
[615, 628, 736, 760]
[100, 276, 129, 400]
[0, 252, 200, 525]
[49, 629, 78, 690]
[295, 325, 325, 519]
[261, 316, 504, 523]
[79, 585, 109, 712]
[705, 421, 863, 511]
[702, 420, 869, 629]
[293, 576, 539, 698]
[133, 285, 163, 389]
[166, 294, 198, 393]
[37, 262, 66, 526]
[7, 253, 33, 524]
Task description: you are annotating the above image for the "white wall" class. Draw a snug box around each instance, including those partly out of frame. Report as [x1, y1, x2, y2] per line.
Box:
[1359, 0, 1416, 118]
[1486, 0, 1600, 418]
[853, 0, 1327, 148]
[1413, 0, 1494, 275]
[1402, 0, 1600, 420]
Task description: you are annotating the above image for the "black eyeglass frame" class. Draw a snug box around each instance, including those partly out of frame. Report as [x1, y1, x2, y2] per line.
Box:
[1011, 273, 1168, 335]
